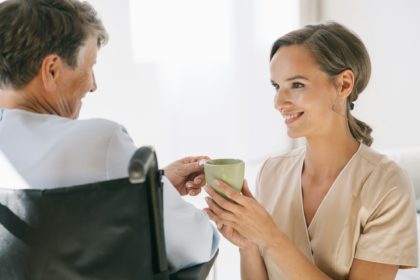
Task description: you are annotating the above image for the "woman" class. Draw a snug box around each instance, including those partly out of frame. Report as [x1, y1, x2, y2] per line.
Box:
[204, 22, 418, 279]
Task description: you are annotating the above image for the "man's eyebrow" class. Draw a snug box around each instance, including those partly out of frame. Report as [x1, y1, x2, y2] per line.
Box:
[285, 75, 309, 81]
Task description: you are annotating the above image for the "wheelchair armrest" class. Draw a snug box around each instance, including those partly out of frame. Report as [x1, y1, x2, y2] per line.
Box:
[169, 250, 219, 280]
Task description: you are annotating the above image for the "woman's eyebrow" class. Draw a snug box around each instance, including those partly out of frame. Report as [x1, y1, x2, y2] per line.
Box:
[286, 75, 309, 81]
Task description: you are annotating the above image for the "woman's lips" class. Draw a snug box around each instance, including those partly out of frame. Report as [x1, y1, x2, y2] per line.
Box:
[284, 112, 304, 125]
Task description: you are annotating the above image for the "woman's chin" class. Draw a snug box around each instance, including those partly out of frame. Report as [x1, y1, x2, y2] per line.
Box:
[287, 129, 303, 139]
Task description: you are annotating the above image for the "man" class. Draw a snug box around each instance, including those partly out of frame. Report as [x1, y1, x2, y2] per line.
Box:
[0, 0, 218, 271]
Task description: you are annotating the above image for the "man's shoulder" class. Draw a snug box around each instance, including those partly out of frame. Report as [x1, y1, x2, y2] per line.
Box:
[68, 117, 125, 134]
[59, 118, 132, 151]
[2, 109, 125, 135]
[28, 112, 131, 149]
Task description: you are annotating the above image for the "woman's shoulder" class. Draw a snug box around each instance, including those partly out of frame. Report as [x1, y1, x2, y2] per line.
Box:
[358, 144, 409, 180]
[257, 146, 305, 181]
[357, 144, 414, 199]
[255, 147, 304, 203]
[264, 146, 305, 168]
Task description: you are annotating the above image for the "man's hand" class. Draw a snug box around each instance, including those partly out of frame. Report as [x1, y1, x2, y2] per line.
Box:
[164, 156, 209, 196]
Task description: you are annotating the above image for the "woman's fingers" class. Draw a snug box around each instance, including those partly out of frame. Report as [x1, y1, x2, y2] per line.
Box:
[204, 184, 244, 213]
[207, 180, 279, 249]
[203, 208, 233, 231]
[215, 180, 248, 205]
[203, 208, 221, 225]
[204, 208, 241, 243]
[205, 196, 237, 221]
[241, 180, 254, 198]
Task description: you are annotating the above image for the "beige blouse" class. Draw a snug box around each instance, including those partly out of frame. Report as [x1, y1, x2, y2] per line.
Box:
[256, 144, 418, 279]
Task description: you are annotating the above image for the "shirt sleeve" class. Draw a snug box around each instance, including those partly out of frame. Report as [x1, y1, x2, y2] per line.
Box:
[355, 168, 419, 268]
[104, 125, 220, 271]
[162, 176, 220, 271]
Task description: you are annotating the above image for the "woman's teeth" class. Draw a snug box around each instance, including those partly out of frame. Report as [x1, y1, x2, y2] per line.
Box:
[284, 114, 299, 119]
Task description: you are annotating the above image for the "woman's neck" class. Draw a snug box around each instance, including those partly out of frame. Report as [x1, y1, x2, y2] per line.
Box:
[303, 133, 360, 181]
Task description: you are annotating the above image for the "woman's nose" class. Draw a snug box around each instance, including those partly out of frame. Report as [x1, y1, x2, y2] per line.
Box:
[274, 88, 286, 112]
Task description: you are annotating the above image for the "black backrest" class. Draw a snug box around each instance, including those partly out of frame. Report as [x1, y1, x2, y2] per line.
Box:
[0, 146, 169, 280]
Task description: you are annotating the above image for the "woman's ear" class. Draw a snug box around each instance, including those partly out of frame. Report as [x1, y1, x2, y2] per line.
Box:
[40, 54, 62, 92]
[336, 69, 355, 98]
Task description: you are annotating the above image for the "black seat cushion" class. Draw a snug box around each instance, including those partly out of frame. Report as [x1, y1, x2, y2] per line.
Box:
[0, 178, 166, 280]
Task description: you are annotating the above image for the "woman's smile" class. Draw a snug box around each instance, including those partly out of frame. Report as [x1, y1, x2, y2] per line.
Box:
[283, 111, 304, 125]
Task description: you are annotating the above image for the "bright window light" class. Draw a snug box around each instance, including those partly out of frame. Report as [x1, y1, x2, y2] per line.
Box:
[129, 0, 233, 64]
[255, 0, 299, 47]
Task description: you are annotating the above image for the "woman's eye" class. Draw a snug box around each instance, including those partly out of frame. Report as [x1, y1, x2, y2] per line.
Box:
[292, 82, 304, 89]
[271, 83, 279, 90]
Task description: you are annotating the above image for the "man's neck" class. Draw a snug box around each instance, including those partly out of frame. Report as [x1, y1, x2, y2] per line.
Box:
[0, 88, 24, 109]
[0, 82, 64, 117]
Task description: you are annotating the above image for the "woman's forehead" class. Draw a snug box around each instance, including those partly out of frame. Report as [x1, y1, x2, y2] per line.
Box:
[270, 45, 320, 80]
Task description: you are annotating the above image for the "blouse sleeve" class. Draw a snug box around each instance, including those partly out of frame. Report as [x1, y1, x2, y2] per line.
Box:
[255, 157, 271, 202]
[355, 166, 418, 268]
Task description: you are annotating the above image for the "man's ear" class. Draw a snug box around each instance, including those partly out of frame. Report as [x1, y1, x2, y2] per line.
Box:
[336, 69, 355, 98]
[40, 54, 62, 92]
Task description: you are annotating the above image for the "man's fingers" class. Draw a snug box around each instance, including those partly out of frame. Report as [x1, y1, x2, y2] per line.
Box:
[181, 156, 210, 164]
[185, 174, 205, 195]
[182, 161, 204, 176]
[193, 174, 205, 185]
[185, 174, 205, 187]
[188, 188, 201, 196]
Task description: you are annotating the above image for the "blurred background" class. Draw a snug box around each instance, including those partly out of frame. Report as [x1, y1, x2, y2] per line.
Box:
[82, 0, 420, 279]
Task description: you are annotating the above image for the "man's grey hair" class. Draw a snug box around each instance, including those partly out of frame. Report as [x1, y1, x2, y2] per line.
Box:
[0, 0, 108, 90]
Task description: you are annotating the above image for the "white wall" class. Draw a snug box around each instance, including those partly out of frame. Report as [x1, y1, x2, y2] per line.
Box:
[319, 2, 420, 279]
[82, 0, 297, 168]
[80, 1, 420, 279]
[82, 1, 299, 279]
[320, 0, 420, 150]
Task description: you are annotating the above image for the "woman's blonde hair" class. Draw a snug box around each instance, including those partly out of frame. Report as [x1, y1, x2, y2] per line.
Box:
[270, 22, 373, 146]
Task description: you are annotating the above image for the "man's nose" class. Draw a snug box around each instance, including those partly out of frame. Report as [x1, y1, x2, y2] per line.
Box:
[90, 71, 97, 92]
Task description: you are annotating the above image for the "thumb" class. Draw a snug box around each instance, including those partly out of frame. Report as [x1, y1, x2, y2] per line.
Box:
[241, 180, 254, 198]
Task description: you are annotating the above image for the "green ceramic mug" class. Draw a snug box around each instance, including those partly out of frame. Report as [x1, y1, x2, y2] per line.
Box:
[204, 159, 245, 197]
